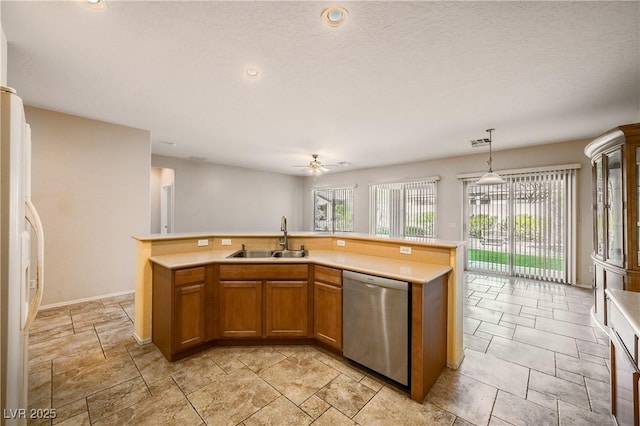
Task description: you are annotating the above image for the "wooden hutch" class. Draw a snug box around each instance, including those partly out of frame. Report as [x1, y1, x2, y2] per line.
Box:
[584, 123, 640, 329]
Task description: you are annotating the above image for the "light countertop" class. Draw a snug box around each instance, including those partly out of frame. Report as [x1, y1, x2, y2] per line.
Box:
[606, 289, 640, 336]
[149, 249, 452, 285]
[134, 231, 464, 249]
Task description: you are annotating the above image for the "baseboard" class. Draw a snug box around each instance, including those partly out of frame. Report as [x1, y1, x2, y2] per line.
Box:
[39, 289, 135, 310]
[133, 332, 152, 345]
[447, 350, 465, 369]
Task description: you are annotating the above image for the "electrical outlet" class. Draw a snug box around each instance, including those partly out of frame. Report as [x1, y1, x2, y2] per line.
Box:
[400, 246, 412, 255]
[336, 240, 346, 247]
[197, 239, 209, 247]
[221, 239, 232, 246]
[29, 279, 36, 289]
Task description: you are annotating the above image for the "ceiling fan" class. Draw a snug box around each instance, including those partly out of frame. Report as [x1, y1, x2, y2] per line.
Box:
[293, 154, 339, 175]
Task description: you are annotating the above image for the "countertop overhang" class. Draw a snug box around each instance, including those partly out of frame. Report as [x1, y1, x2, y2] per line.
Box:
[606, 288, 640, 336]
[149, 249, 452, 285]
[133, 231, 464, 249]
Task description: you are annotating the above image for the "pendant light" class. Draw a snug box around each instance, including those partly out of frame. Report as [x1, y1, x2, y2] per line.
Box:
[476, 128, 506, 185]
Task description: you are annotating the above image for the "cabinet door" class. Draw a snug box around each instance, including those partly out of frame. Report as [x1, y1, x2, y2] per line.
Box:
[314, 281, 342, 350]
[606, 149, 624, 265]
[611, 331, 640, 426]
[219, 281, 262, 338]
[265, 281, 309, 337]
[595, 157, 605, 258]
[594, 264, 606, 325]
[174, 283, 206, 351]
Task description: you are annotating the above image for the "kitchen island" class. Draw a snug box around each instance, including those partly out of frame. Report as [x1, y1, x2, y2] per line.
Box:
[132, 232, 464, 402]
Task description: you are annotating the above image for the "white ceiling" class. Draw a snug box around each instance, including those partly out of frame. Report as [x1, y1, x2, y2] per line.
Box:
[3, 1, 639, 175]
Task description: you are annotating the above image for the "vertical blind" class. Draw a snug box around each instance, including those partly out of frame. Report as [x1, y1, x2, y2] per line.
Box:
[462, 167, 577, 283]
[313, 187, 354, 232]
[369, 179, 438, 238]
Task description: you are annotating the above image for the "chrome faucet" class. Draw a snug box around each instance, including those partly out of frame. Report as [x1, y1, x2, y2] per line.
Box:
[280, 215, 288, 251]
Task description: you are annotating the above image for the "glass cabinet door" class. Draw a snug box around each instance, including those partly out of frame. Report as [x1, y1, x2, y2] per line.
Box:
[595, 158, 604, 258]
[636, 146, 640, 267]
[607, 149, 624, 265]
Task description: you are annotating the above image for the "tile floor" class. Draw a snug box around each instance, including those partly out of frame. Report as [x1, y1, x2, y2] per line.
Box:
[27, 273, 614, 425]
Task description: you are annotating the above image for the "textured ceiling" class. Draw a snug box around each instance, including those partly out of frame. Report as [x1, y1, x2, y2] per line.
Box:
[3, 1, 639, 175]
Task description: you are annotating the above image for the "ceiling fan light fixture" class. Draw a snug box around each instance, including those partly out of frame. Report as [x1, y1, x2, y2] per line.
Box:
[245, 67, 260, 79]
[476, 128, 506, 186]
[84, 0, 106, 10]
[322, 6, 348, 27]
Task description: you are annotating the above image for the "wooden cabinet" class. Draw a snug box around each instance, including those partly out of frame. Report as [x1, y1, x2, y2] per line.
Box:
[265, 281, 309, 337]
[217, 264, 309, 339]
[152, 264, 210, 360]
[585, 123, 640, 326]
[219, 281, 262, 338]
[313, 265, 342, 350]
[609, 297, 640, 426]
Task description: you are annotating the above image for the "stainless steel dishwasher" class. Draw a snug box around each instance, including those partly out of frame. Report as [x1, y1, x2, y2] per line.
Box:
[342, 270, 409, 386]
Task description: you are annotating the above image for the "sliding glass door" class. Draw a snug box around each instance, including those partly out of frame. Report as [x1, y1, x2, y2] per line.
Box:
[463, 167, 577, 283]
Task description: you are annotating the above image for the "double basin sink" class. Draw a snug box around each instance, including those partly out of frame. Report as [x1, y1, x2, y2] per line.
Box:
[226, 249, 308, 259]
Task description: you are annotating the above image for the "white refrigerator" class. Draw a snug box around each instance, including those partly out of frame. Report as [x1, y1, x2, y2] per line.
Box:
[0, 86, 44, 423]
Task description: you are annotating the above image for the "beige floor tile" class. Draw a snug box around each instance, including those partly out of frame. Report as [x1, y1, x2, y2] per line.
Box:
[52, 353, 140, 408]
[30, 324, 75, 345]
[171, 352, 226, 395]
[299, 395, 330, 419]
[316, 374, 377, 417]
[492, 390, 557, 425]
[86, 376, 151, 423]
[238, 346, 287, 373]
[259, 355, 339, 405]
[457, 349, 529, 398]
[96, 322, 136, 355]
[360, 374, 385, 392]
[28, 366, 52, 406]
[315, 352, 366, 381]
[71, 307, 128, 331]
[93, 376, 202, 425]
[426, 368, 496, 425]
[52, 399, 87, 425]
[356, 385, 455, 425]
[243, 395, 312, 426]
[313, 407, 357, 426]
[188, 368, 279, 425]
[54, 411, 90, 426]
[30, 330, 103, 365]
[206, 345, 260, 373]
[129, 344, 184, 383]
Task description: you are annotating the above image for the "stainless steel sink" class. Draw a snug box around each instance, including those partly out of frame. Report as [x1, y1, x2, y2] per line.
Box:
[226, 249, 308, 259]
[271, 250, 308, 258]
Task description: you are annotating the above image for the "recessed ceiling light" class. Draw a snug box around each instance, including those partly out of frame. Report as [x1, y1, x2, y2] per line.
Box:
[322, 6, 348, 27]
[245, 67, 260, 79]
[84, 0, 106, 10]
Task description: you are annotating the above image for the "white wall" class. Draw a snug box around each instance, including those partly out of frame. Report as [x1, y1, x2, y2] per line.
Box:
[152, 155, 304, 233]
[26, 107, 151, 305]
[0, 3, 7, 87]
[303, 138, 593, 285]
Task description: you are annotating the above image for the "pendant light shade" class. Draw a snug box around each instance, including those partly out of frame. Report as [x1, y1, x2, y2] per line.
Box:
[477, 128, 506, 185]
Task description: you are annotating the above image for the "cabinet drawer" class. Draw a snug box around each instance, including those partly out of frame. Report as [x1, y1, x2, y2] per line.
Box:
[219, 264, 308, 280]
[314, 265, 342, 287]
[175, 267, 206, 285]
[610, 301, 639, 365]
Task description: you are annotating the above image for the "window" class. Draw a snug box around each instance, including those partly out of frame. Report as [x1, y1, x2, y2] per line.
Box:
[461, 165, 578, 284]
[313, 187, 354, 232]
[369, 179, 438, 238]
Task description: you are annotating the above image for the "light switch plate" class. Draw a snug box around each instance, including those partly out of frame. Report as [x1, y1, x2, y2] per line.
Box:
[197, 239, 209, 247]
[336, 240, 346, 247]
[221, 238, 232, 246]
